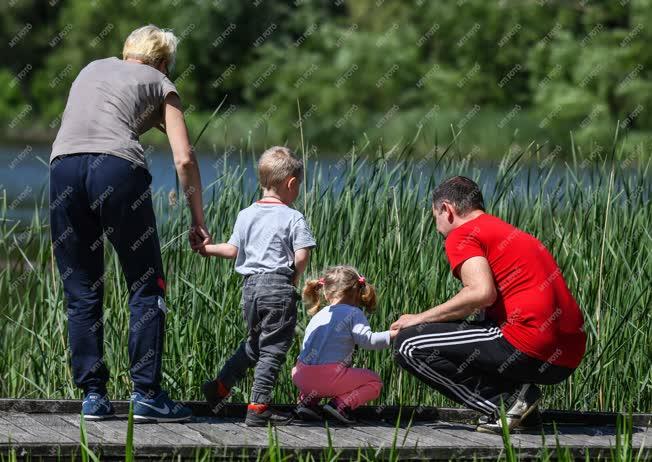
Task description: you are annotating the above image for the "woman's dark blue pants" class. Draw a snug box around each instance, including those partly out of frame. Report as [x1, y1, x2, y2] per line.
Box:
[49, 153, 166, 397]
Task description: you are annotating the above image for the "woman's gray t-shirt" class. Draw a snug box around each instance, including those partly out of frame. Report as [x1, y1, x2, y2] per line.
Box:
[50, 57, 177, 168]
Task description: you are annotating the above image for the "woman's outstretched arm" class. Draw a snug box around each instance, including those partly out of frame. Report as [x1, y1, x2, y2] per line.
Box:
[164, 92, 211, 250]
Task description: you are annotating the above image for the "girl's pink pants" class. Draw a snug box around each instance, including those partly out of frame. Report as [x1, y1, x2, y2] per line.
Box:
[291, 360, 383, 410]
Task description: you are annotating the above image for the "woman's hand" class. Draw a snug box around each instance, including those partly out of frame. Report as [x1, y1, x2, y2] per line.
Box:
[189, 223, 211, 251]
[390, 313, 424, 332]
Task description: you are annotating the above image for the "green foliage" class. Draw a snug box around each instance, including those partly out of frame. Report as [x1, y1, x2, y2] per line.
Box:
[1, 1, 652, 158]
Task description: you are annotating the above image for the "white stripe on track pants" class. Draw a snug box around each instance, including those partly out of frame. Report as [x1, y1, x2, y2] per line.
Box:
[393, 321, 573, 415]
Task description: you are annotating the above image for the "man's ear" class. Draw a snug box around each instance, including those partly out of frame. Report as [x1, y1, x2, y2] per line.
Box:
[444, 202, 455, 223]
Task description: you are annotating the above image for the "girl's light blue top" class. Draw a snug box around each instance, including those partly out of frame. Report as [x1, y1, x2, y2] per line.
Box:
[298, 303, 391, 366]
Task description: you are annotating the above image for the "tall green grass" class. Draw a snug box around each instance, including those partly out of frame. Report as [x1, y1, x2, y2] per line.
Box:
[0, 138, 650, 414]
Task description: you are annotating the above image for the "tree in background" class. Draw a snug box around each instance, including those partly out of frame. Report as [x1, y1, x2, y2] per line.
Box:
[1, 0, 650, 159]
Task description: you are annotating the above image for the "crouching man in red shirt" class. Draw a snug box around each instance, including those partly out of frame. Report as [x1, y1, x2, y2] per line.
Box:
[391, 176, 586, 434]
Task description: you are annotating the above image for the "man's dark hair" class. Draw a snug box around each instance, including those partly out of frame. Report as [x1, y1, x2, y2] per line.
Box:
[431, 176, 485, 215]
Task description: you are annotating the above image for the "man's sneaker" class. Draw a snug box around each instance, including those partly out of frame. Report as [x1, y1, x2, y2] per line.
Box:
[476, 384, 542, 434]
[323, 400, 356, 425]
[131, 391, 192, 423]
[245, 404, 294, 427]
[82, 393, 115, 421]
[295, 403, 322, 421]
[202, 379, 230, 415]
[514, 407, 543, 432]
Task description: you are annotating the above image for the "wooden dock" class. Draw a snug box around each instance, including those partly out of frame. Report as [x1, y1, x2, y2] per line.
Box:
[0, 400, 650, 460]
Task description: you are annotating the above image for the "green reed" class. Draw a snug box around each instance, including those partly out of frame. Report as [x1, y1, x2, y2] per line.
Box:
[0, 139, 650, 414]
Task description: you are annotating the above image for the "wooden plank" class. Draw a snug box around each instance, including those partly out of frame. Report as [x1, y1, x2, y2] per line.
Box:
[0, 417, 46, 443]
[551, 425, 619, 448]
[131, 422, 201, 446]
[157, 422, 214, 445]
[0, 414, 75, 443]
[508, 432, 559, 449]
[20, 414, 85, 444]
[3, 399, 651, 427]
[281, 422, 377, 449]
[354, 419, 430, 448]
[356, 422, 505, 462]
[91, 420, 157, 446]
[274, 423, 355, 448]
[329, 425, 403, 449]
[404, 421, 501, 447]
[58, 414, 108, 445]
[232, 420, 325, 448]
[0, 409, 650, 461]
[185, 418, 269, 448]
[274, 424, 337, 448]
[632, 426, 652, 447]
[60, 416, 152, 447]
[397, 424, 505, 461]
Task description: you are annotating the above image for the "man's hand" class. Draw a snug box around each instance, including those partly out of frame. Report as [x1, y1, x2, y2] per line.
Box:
[390, 313, 425, 332]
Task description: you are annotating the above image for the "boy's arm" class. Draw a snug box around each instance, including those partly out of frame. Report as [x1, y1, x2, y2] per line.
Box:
[200, 212, 240, 259]
[201, 243, 238, 259]
[293, 247, 310, 286]
[290, 214, 317, 286]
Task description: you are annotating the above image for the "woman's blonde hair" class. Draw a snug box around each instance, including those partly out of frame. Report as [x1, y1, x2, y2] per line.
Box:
[122, 25, 179, 73]
[303, 265, 377, 316]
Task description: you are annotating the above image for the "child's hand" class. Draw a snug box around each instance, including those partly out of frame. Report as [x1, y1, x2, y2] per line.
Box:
[389, 327, 400, 340]
[197, 244, 211, 257]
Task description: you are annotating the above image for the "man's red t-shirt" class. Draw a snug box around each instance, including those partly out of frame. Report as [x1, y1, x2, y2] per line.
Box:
[444, 213, 586, 369]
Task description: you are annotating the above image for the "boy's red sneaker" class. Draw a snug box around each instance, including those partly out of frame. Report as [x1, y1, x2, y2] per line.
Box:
[245, 403, 294, 427]
[202, 379, 230, 414]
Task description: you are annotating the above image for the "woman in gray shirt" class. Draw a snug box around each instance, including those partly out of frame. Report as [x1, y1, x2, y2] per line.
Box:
[49, 25, 209, 422]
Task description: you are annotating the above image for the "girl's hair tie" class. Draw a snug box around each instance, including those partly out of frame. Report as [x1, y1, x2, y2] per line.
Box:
[358, 276, 366, 286]
[318, 277, 325, 286]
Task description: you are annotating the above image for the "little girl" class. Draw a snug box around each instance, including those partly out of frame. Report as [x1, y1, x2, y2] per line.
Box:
[292, 265, 397, 424]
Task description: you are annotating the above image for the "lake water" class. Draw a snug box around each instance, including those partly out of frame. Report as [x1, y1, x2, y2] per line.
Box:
[0, 143, 647, 225]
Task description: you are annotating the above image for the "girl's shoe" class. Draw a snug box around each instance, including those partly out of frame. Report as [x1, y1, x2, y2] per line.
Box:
[82, 393, 115, 420]
[295, 403, 322, 421]
[131, 390, 192, 423]
[323, 400, 356, 425]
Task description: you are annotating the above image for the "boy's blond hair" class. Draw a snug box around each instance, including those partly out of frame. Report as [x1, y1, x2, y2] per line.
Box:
[123, 25, 179, 72]
[258, 146, 303, 190]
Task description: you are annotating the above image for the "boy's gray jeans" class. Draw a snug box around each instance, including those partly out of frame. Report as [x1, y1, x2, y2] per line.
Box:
[218, 273, 298, 404]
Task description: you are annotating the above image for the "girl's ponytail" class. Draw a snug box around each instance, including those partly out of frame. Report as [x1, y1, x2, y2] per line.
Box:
[359, 282, 377, 313]
[302, 279, 323, 316]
